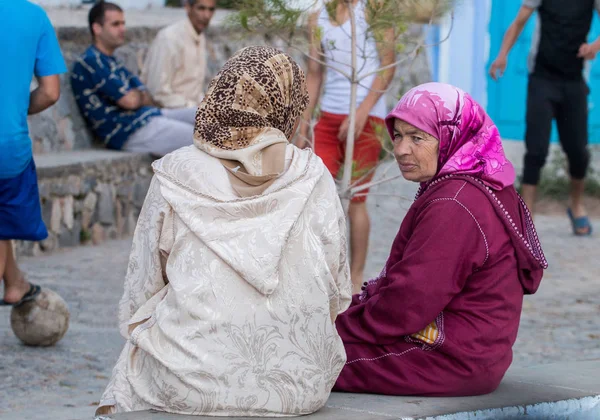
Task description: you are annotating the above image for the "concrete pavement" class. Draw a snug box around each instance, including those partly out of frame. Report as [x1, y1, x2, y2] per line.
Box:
[1, 164, 599, 419]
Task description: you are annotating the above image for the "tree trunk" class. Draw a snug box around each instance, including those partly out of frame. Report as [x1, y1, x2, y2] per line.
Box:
[339, 0, 358, 214]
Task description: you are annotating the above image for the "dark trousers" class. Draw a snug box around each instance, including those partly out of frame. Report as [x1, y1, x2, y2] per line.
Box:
[523, 75, 590, 185]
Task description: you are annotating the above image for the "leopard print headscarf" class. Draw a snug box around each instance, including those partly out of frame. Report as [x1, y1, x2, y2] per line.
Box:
[193, 45, 309, 153]
[193, 46, 309, 196]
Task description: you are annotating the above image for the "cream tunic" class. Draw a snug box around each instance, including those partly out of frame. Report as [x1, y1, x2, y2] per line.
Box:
[142, 19, 207, 108]
[97, 145, 351, 416]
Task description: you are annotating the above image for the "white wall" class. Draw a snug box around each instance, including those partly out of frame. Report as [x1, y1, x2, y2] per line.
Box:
[33, 0, 166, 8]
[437, 0, 492, 107]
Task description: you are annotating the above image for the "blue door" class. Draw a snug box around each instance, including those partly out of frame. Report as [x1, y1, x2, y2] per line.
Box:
[487, 0, 600, 144]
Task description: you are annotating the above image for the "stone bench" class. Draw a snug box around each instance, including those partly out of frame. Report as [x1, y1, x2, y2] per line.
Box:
[100, 360, 600, 420]
[15, 150, 155, 256]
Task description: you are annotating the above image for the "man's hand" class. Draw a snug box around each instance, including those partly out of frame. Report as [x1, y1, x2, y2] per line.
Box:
[140, 90, 156, 107]
[117, 89, 156, 110]
[338, 106, 369, 142]
[578, 43, 598, 60]
[489, 55, 508, 81]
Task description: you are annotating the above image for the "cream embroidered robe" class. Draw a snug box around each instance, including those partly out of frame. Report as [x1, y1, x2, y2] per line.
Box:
[97, 145, 352, 416]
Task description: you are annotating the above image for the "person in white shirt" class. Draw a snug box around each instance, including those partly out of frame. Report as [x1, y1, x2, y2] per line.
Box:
[142, 0, 216, 109]
[298, 0, 396, 294]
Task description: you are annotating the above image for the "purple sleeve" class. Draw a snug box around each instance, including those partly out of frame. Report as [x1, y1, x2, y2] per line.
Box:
[335, 200, 487, 345]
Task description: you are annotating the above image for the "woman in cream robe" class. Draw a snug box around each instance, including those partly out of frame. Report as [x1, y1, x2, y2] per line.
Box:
[96, 46, 352, 417]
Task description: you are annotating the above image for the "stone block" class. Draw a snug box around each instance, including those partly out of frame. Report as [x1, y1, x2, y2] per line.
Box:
[50, 181, 68, 196]
[97, 183, 116, 225]
[74, 199, 83, 215]
[38, 182, 50, 200]
[66, 175, 82, 196]
[133, 179, 151, 208]
[50, 198, 62, 234]
[83, 192, 98, 212]
[39, 233, 58, 253]
[62, 195, 74, 230]
[57, 117, 76, 151]
[55, 93, 73, 119]
[91, 223, 106, 245]
[18, 151, 154, 256]
[117, 184, 134, 200]
[106, 226, 119, 241]
[58, 220, 82, 248]
[31, 242, 43, 257]
[81, 192, 98, 230]
[83, 176, 98, 195]
[108, 361, 600, 420]
[41, 198, 53, 226]
[115, 200, 125, 237]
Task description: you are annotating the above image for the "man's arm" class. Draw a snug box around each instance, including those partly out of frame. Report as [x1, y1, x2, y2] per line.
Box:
[94, 65, 157, 111]
[577, 2, 600, 60]
[298, 12, 325, 149]
[28, 75, 60, 115]
[489, 5, 536, 80]
[30, 10, 66, 115]
[117, 88, 156, 110]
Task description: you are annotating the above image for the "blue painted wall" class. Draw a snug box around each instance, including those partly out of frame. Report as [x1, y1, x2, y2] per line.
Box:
[486, 0, 600, 144]
[429, 0, 600, 144]
[431, 0, 490, 106]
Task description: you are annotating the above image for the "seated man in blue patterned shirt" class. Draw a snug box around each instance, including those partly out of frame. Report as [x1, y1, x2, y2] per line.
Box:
[71, 1, 196, 156]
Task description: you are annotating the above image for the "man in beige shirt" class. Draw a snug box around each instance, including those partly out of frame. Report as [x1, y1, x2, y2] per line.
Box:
[142, 0, 216, 109]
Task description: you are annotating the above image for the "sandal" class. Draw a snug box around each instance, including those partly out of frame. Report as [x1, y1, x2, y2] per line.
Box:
[0, 283, 41, 307]
[567, 208, 593, 236]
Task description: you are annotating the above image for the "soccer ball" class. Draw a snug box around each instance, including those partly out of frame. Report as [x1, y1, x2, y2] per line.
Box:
[10, 288, 70, 346]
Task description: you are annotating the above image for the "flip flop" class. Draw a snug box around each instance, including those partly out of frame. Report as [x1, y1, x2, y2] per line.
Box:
[0, 284, 41, 307]
[567, 208, 593, 236]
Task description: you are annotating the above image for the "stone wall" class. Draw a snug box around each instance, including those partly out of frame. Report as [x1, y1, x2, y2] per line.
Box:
[35, 0, 165, 8]
[15, 153, 154, 256]
[28, 23, 432, 154]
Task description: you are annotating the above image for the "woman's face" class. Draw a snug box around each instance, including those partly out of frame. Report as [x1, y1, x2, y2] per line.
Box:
[392, 119, 440, 183]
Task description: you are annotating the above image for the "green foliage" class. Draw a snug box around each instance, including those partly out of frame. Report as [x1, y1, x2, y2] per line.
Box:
[230, 0, 306, 39]
[80, 229, 92, 243]
[217, 0, 238, 9]
[229, 0, 453, 55]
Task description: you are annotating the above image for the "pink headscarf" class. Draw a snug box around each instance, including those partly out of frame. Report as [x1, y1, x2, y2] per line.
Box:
[385, 82, 515, 191]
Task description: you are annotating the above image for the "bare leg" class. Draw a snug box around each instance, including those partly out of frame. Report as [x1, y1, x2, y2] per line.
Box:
[0, 240, 30, 304]
[521, 184, 537, 217]
[348, 201, 370, 294]
[569, 178, 590, 234]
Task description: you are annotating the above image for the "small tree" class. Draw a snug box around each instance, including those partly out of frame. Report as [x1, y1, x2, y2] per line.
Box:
[230, 0, 454, 210]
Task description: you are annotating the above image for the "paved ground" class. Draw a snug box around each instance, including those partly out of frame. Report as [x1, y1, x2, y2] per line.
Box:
[1, 163, 599, 420]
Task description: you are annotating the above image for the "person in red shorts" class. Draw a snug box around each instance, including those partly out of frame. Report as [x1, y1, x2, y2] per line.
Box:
[298, 0, 396, 293]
